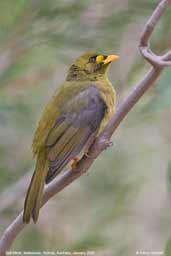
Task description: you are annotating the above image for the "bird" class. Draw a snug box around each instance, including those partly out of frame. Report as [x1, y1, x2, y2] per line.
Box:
[23, 52, 119, 223]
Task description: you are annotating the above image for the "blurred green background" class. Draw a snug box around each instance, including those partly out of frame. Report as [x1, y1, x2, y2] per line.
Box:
[0, 0, 171, 255]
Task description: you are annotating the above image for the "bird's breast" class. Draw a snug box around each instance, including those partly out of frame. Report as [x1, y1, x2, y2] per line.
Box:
[95, 80, 116, 135]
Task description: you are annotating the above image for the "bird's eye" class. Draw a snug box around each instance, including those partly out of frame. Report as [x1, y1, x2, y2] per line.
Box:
[89, 56, 97, 63]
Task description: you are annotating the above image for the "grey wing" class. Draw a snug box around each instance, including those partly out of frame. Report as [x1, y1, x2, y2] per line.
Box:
[45, 85, 107, 184]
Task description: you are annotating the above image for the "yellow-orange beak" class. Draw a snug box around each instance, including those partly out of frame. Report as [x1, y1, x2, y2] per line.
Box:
[103, 54, 119, 64]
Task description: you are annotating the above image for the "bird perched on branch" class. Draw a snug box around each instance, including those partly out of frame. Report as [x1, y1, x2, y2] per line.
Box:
[23, 52, 119, 223]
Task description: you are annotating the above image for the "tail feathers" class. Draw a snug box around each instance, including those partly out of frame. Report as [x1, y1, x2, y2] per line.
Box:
[23, 157, 48, 224]
[32, 177, 45, 222]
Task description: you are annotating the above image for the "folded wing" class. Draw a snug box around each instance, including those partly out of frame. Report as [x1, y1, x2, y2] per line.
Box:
[45, 85, 107, 183]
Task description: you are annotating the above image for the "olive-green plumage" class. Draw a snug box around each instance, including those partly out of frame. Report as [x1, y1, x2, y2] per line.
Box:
[23, 52, 119, 223]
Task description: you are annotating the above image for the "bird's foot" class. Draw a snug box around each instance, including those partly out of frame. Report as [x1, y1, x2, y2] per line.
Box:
[71, 156, 80, 171]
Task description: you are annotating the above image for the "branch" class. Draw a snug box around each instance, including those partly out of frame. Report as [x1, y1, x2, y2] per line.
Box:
[0, 0, 171, 255]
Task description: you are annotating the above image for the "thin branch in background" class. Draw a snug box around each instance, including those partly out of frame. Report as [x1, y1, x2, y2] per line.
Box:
[0, 0, 171, 255]
[139, 0, 171, 67]
[0, 171, 32, 214]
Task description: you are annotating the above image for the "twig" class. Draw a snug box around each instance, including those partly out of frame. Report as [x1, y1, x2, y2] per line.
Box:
[0, 0, 171, 255]
[139, 0, 171, 67]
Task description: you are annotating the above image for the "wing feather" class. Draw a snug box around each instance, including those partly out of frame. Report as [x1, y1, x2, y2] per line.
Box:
[47, 126, 78, 161]
[46, 128, 91, 183]
[45, 117, 68, 147]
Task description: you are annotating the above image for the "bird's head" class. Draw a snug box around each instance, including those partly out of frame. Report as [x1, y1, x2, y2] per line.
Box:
[66, 52, 119, 81]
